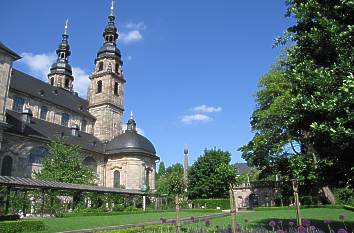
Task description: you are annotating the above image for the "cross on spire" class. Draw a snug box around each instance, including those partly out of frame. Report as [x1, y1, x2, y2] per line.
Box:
[64, 19, 69, 35]
[110, 0, 115, 16]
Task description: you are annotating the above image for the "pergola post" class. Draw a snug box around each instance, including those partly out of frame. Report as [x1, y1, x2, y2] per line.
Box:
[40, 189, 45, 217]
[142, 195, 146, 211]
[22, 190, 27, 217]
[50, 189, 54, 216]
[5, 187, 10, 215]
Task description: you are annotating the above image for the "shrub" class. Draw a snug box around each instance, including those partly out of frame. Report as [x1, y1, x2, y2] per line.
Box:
[343, 205, 354, 211]
[0, 215, 20, 221]
[193, 199, 229, 209]
[0, 219, 45, 233]
[334, 187, 354, 205]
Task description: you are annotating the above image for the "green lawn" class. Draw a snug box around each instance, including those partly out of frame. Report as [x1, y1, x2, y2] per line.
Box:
[207, 207, 354, 230]
[39, 210, 218, 233]
[35, 207, 353, 233]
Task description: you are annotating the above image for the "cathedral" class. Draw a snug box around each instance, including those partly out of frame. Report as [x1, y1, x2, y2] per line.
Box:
[0, 1, 158, 190]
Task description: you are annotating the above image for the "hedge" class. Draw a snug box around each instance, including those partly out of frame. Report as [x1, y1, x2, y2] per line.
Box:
[193, 199, 230, 210]
[343, 205, 354, 211]
[255, 205, 344, 211]
[97, 224, 187, 233]
[0, 219, 45, 233]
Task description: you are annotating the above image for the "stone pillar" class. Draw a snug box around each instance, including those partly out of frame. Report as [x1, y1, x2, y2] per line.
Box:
[183, 144, 188, 184]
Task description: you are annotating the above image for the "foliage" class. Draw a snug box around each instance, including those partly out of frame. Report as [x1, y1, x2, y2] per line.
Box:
[166, 171, 186, 196]
[334, 188, 354, 206]
[156, 163, 184, 196]
[236, 168, 260, 184]
[188, 148, 235, 199]
[156, 161, 166, 180]
[35, 140, 96, 185]
[0, 220, 45, 233]
[193, 199, 230, 210]
[240, 0, 354, 190]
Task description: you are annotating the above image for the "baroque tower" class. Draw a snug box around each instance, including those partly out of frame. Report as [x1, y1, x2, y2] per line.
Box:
[48, 20, 74, 92]
[88, 0, 125, 142]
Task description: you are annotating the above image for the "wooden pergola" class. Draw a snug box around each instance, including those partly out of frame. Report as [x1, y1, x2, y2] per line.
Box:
[0, 176, 155, 217]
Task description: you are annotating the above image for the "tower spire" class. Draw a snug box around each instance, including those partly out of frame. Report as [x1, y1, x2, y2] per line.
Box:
[47, 19, 74, 92]
[110, 0, 115, 16]
[64, 19, 69, 35]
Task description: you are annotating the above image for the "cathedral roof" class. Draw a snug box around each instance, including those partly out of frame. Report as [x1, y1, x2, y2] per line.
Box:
[5, 110, 104, 153]
[10, 69, 94, 119]
[106, 114, 158, 159]
[0, 41, 21, 60]
[106, 131, 157, 158]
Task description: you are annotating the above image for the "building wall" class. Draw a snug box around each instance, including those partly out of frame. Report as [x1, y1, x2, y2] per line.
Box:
[105, 154, 156, 190]
[0, 52, 13, 123]
[6, 90, 94, 134]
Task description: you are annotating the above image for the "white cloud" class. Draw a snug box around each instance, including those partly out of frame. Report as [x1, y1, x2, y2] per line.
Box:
[193, 105, 222, 113]
[123, 123, 145, 136]
[124, 21, 147, 31]
[119, 30, 143, 44]
[181, 114, 212, 124]
[20, 52, 56, 81]
[19, 52, 90, 98]
[72, 67, 90, 98]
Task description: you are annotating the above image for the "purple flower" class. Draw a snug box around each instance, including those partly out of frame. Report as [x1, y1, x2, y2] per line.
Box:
[302, 219, 311, 227]
[324, 219, 331, 224]
[190, 216, 195, 222]
[297, 226, 306, 233]
[160, 217, 166, 224]
[310, 225, 316, 231]
[235, 224, 241, 232]
[276, 230, 285, 233]
[289, 221, 295, 227]
[205, 219, 211, 227]
[338, 229, 348, 233]
[269, 220, 277, 228]
[339, 214, 346, 221]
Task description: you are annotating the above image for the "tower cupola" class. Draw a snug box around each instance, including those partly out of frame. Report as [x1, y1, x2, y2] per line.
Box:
[48, 19, 74, 92]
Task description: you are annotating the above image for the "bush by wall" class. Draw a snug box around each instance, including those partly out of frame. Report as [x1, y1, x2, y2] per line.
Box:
[0, 219, 45, 233]
[343, 205, 354, 211]
[193, 199, 230, 210]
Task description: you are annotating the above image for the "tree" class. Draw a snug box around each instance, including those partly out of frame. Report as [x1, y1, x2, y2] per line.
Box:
[156, 163, 184, 196]
[156, 161, 166, 179]
[188, 148, 235, 199]
[35, 140, 96, 185]
[240, 0, 354, 199]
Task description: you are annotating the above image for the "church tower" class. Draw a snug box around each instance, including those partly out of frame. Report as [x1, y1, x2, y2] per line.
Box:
[88, 0, 125, 142]
[48, 20, 74, 92]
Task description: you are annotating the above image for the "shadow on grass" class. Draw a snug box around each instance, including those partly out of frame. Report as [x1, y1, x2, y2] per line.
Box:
[250, 218, 354, 232]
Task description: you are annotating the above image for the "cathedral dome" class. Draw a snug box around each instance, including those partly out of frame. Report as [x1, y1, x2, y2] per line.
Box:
[105, 113, 157, 157]
[106, 130, 156, 156]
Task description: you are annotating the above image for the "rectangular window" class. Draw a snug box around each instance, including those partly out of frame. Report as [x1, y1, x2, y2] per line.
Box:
[61, 113, 70, 127]
[81, 119, 87, 132]
[40, 106, 48, 120]
[12, 96, 25, 113]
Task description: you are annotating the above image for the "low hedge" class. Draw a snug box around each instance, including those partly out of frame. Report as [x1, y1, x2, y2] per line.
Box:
[255, 205, 344, 211]
[0, 219, 45, 233]
[98, 224, 187, 233]
[0, 215, 20, 221]
[343, 205, 354, 211]
[193, 199, 230, 210]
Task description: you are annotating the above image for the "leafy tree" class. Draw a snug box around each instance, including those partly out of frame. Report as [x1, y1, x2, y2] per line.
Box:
[156, 163, 184, 196]
[35, 140, 96, 185]
[156, 161, 166, 179]
[240, 0, 354, 199]
[188, 148, 235, 199]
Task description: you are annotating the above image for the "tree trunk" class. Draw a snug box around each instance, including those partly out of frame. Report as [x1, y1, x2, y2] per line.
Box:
[176, 194, 181, 233]
[229, 187, 236, 233]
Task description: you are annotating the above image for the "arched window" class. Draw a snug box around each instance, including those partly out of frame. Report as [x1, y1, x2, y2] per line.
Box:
[61, 113, 70, 127]
[81, 119, 87, 132]
[98, 61, 103, 71]
[113, 170, 120, 188]
[12, 96, 25, 113]
[29, 147, 48, 164]
[97, 80, 102, 93]
[64, 78, 70, 88]
[1, 156, 13, 176]
[50, 77, 54, 86]
[40, 106, 48, 120]
[115, 63, 119, 74]
[83, 157, 97, 172]
[114, 82, 119, 95]
[145, 169, 150, 188]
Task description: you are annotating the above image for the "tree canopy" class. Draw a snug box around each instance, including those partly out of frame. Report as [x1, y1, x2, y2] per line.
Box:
[35, 140, 96, 185]
[240, 0, 354, 189]
[188, 148, 237, 199]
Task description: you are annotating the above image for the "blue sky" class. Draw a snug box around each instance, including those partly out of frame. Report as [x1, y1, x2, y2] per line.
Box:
[1, 0, 294, 167]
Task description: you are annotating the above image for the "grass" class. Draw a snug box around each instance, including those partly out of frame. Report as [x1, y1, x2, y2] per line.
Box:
[205, 207, 354, 230]
[29, 207, 354, 233]
[38, 210, 219, 233]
